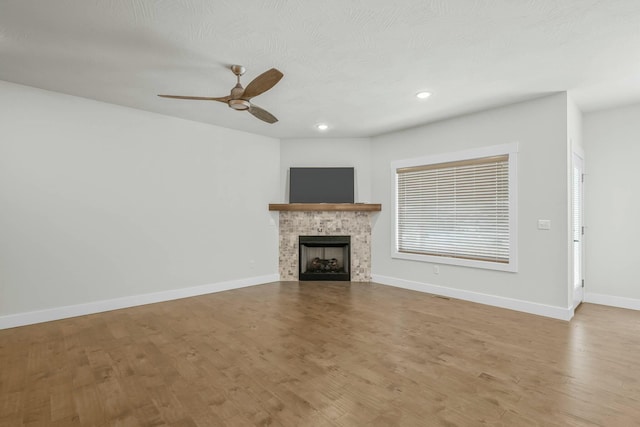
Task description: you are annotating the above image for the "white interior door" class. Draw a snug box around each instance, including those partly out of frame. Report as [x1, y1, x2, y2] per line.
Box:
[572, 153, 584, 307]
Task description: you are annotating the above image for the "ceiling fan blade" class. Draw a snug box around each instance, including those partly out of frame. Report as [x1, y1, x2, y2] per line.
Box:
[158, 94, 230, 103]
[241, 68, 283, 100]
[248, 104, 278, 124]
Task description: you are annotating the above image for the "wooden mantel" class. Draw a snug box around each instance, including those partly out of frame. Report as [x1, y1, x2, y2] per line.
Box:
[269, 203, 381, 212]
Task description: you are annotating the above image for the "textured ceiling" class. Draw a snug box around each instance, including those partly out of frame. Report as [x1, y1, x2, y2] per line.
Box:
[1, 0, 640, 138]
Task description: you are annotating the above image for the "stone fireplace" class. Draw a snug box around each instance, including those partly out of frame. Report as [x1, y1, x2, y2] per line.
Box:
[269, 204, 381, 282]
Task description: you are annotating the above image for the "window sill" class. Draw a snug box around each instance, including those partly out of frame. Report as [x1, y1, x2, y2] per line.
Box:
[393, 250, 517, 272]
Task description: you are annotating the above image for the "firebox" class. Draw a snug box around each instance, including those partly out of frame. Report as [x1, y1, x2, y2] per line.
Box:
[298, 236, 350, 281]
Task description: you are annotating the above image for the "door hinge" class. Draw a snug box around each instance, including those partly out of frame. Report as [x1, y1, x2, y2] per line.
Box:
[582, 279, 584, 288]
[582, 173, 585, 183]
[581, 226, 585, 235]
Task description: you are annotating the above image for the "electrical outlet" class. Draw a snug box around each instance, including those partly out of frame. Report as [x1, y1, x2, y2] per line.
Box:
[538, 219, 551, 230]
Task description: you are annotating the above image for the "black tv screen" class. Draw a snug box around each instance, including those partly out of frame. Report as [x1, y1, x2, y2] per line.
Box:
[289, 167, 355, 203]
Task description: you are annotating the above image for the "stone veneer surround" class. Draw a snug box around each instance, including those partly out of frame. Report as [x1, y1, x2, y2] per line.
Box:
[278, 211, 374, 281]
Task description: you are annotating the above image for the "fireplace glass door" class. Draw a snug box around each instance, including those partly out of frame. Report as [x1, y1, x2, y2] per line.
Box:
[299, 236, 350, 281]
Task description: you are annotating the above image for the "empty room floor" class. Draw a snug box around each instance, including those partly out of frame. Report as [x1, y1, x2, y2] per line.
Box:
[1, 281, 639, 426]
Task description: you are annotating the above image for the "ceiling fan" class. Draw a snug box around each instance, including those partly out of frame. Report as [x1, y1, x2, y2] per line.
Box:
[158, 65, 283, 123]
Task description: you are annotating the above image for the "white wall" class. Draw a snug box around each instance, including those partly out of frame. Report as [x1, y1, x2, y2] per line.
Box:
[371, 93, 571, 313]
[279, 138, 372, 202]
[2, 81, 611, 323]
[568, 96, 584, 154]
[583, 102, 640, 307]
[0, 81, 280, 319]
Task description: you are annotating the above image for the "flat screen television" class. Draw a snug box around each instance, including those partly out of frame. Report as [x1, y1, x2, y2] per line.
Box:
[289, 167, 355, 203]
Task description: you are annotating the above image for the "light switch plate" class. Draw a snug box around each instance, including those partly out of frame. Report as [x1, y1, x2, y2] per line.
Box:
[538, 219, 551, 230]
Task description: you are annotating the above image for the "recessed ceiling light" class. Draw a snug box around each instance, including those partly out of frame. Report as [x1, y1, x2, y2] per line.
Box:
[416, 91, 432, 99]
[316, 123, 329, 131]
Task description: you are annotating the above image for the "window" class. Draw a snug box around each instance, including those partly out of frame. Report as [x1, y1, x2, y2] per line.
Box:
[392, 143, 518, 272]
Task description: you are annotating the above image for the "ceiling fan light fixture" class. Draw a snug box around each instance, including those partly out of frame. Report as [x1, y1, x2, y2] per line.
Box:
[416, 91, 432, 99]
[157, 66, 283, 123]
[229, 99, 250, 110]
[316, 123, 329, 131]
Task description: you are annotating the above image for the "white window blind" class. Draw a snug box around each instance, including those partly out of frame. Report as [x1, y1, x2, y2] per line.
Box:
[396, 154, 510, 264]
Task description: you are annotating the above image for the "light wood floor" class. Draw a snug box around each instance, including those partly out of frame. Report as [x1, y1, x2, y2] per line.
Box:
[2, 282, 640, 426]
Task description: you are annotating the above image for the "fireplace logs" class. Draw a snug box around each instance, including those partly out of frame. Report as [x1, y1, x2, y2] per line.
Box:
[309, 257, 341, 273]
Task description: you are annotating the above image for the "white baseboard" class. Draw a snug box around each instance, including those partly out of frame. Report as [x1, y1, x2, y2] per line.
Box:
[371, 274, 574, 321]
[584, 292, 640, 311]
[0, 274, 280, 330]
